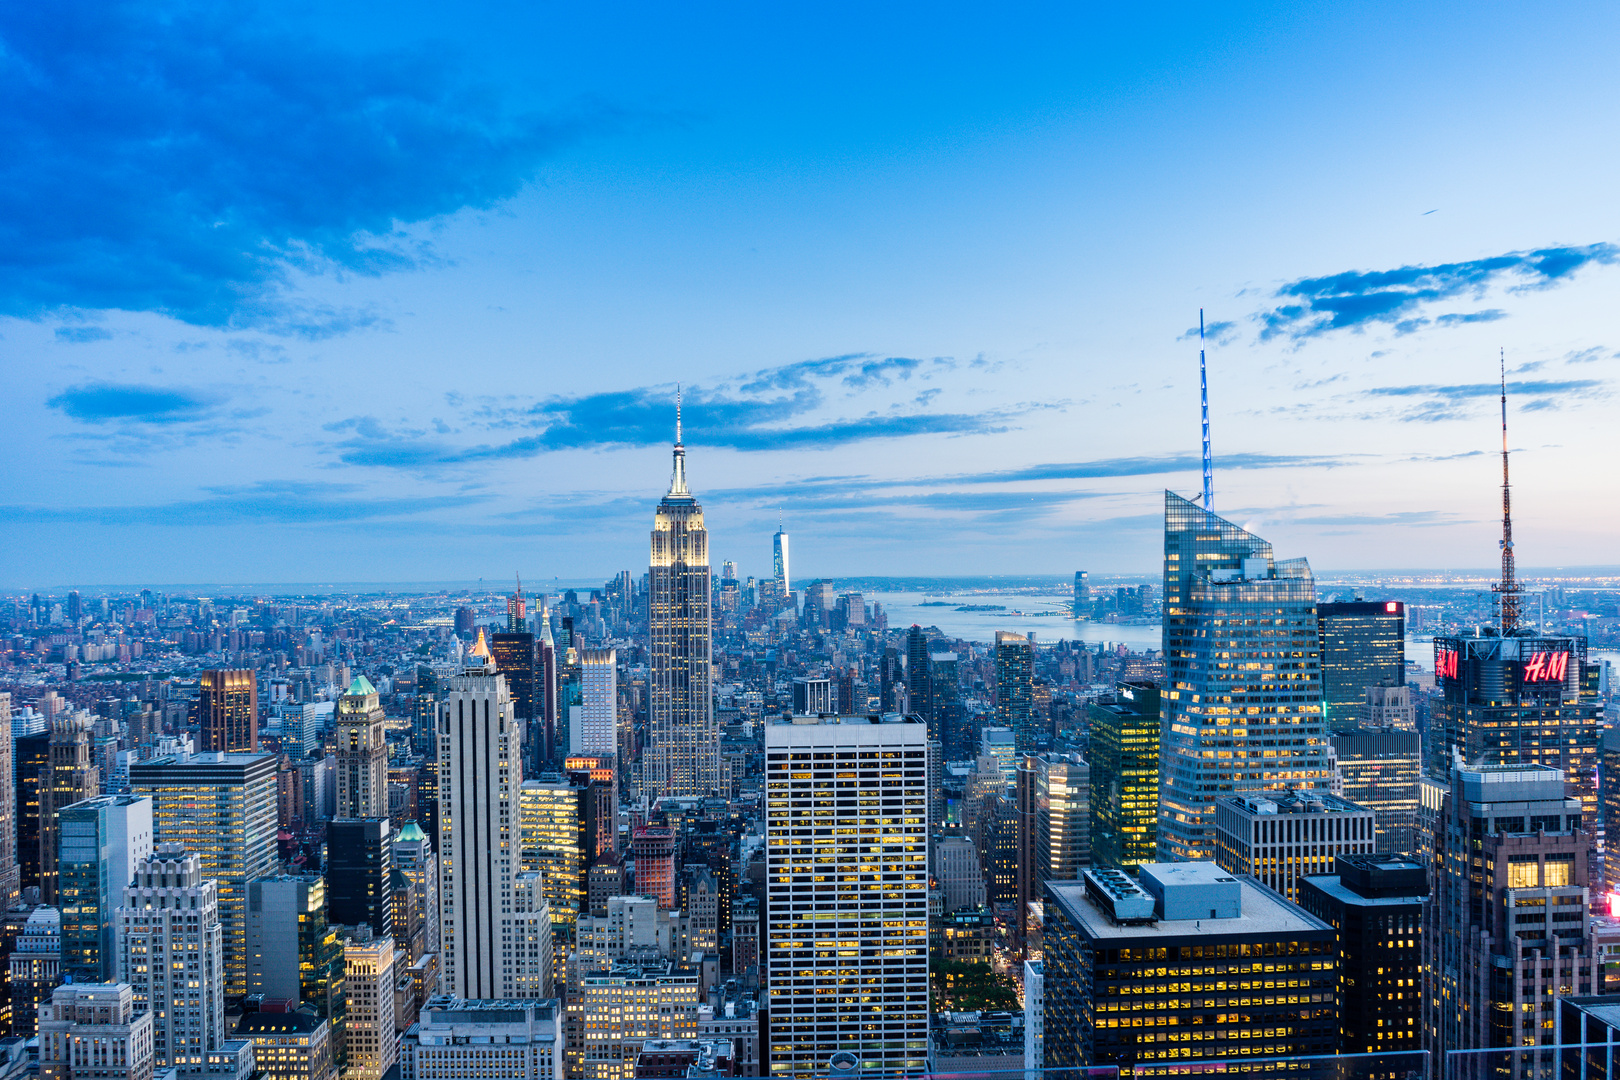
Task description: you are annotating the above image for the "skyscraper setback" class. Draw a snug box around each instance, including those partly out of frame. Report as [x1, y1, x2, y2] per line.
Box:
[643, 403, 719, 799]
[1158, 491, 1332, 862]
[335, 676, 388, 820]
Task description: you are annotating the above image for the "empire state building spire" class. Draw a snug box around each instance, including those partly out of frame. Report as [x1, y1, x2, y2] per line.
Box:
[668, 386, 689, 497]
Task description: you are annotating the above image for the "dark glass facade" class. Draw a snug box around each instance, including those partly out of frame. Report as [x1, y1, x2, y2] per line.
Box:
[491, 632, 536, 721]
[995, 631, 1034, 751]
[1317, 602, 1405, 732]
[1089, 681, 1160, 870]
[325, 818, 393, 936]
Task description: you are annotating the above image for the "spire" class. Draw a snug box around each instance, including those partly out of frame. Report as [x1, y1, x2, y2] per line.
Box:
[1200, 309, 1214, 510]
[668, 385, 690, 497]
[469, 627, 492, 661]
[1494, 349, 1522, 633]
[539, 601, 554, 647]
[515, 572, 522, 600]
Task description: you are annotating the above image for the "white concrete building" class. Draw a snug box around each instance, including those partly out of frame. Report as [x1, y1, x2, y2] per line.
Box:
[400, 996, 562, 1080]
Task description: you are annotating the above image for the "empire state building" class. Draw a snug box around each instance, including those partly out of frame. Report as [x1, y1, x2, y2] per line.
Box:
[644, 400, 720, 798]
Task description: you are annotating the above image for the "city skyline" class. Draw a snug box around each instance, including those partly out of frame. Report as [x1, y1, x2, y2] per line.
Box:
[4, 4, 1620, 584]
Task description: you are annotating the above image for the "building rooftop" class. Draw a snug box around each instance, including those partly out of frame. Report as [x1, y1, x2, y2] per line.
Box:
[765, 713, 924, 726]
[1050, 872, 1330, 941]
[1299, 874, 1425, 908]
[1223, 790, 1370, 816]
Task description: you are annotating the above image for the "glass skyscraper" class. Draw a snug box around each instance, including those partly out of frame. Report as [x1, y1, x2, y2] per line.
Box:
[1158, 491, 1332, 862]
[1089, 680, 1160, 869]
[995, 630, 1035, 751]
[1317, 600, 1405, 731]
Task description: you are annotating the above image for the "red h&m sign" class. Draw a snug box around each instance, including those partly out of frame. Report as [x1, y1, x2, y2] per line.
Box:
[1435, 647, 1459, 681]
[1522, 652, 1570, 683]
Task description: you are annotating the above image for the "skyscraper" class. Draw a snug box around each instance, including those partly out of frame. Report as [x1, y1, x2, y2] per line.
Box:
[1088, 681, 1160, 870]
[326, 818, 394, 936]
[1330, 726, 1421, 851]
[0, 694, 19, 907]
[773, 521, 790, 599]
[763, 714, 929, 1079]
[15, 730, 50, 895]
[644, 404, 719, 799]
[518, 779, 584, 924]
[117, 845, 225, 1071]
[493, 630, 537, 729]
[246, 875, 346, 1027]
[40, 714, 100, 905]
[436, 667, 523, 999]
[537, 604, 559, 774]
[577, 648, 617, 757]
[1072, 570, 1089, 620]
[995, 631, 1035, 751]
[130, 751, 277, 998]
[58, 794, 152, 983]
[198, 669, 257, 753]
[1317, 600, 1406, 732]
[335, 677, 388, 820]
[1158, 491, 1332, 861]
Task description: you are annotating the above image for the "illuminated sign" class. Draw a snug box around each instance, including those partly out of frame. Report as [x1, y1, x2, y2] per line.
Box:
[1522, 651, 1569, 684]
[1385, 601, 1398, 613]
[1435, 647, 1459, 681]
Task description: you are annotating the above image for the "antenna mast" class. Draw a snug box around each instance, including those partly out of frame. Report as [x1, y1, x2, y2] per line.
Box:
[1200, 310, 1213, 509]
[1493, 349, 1521, 633]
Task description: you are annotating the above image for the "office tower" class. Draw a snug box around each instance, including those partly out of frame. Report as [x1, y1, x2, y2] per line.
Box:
[130, 752, 277, 998]
[436, 669, 522, 999]
[877, 647, 902, 713]
[577, 648, 617, 756]
[1088, 681, 1160, 870]
[343, 934, 397, 1080]
[246, 876, 346, 1026]
[58, 794, 153, 983]
[117, 845, 224, 1071]
[566, 756, 618, 864]
[1358, 683, 1416, 730]
[1024, 959, 1044, 1080]
[519, 780, 584, 924]
[631, 825, 677, 909]
[789, 678, 830, 717]
[0, 695, 17, 907]
[905, 626, 931, 725]
[569, 960, 699, 1080]
[995, 631, 1035, 751]
[15, 730, 48, 896]
[198, 669, 257, 753]
[1607, 728, 1620, 893]
[10, 906, 61, 1036]
[393, 821, 439, 955]
[403, 996, 563, 1080]
[412, 667, 439, 758]
[1424, 762, 1613, 1071]
[773, 522, 790, 599]
[1317, 601, 1406, 732]
[1430, 631, 1601, 835]
[454, 606, 475, 636]
[493, 631, 537, 728]
[927, 652, 962, 757]
[1029, 752, 1090, 907]
[511, 874, 555, 999]
[1212, 791, 1376, 903]
[934, 836, 987, 913]
[1330, 727, 1421, 851]
[233, 1011, 337, 1080]
[508, 578, 528, 632]
[1072, 571, 1089, 620]
[645, 410, 719, 800]
[1043, 863, 1338, 1073]
[334, 677, 387, 820]
[538, 607, 559, 773]
[1298, 854, 1426, 1057]
[40, 714, 100, 905]
[326, 818, 393, 936]
[37, 983, 154, 1080]
[1158, 492, 1332, 862]
[980, 727, 1016, 788]
[763, 714, 929, 1079]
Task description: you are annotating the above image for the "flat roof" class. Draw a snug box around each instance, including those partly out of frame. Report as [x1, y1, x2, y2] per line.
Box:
[1298, 875, 1425, 907]
[1049, 875, 1331, 941]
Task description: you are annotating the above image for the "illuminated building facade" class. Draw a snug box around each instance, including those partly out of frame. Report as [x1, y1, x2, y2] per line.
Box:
[1158, 491, 1332, 862]
[570, 959, 699, 1080]
[630, 826, 676, 911]
[246, 876, 346, 1032]
[58, 794, 153, 983]
[1212, 791, 1376, 903]
[38, 982, 155, 1080]
[578, 649, 618, 756]
[342, 934, 397, 1080]
[519, 780, 583, 925]
[995, 631, 1035, 751]
[1330, 727, 1421, 851]
[334, 677, 388, 820]
[763, 714, 929, 1080]
[1043, 863, 1338, 1074]
[198, 669, 258, 753]
[130, 752, 276, 998]
[40, 714, 100, 905]
[0, 694, 17, 907]
[1088, 681, 1160, 870]
[493, 632, 537, 725]
[1317, 601, 1406, 732]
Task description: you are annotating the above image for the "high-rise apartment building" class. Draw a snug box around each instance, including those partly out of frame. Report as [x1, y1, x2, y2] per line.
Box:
[1212, 791, 1376, 903]
[130, 752, 277, 998]
[644, 412, 719, 799]
[1330, 727, 1421, 851]
[1158, 492, 1332, 861]
[763, 714, 929, 1079]
[198, 669, 258, 753]
[1317, 601, 1406, 732]
[436, 668, 522, 999]
[578, 648, 618, 756]
[1088, 681, 1160, 870]
[117, 845, 225, 1072]
[995, 632, 1035, 751]
[58, 794, 153, 983]
[335, 677, 388, 820]
[41, 714, 101, 905]
[1424, 763, 1613, 1072]
[38, 982, 154, 1080]
[0, 694, 18, 906]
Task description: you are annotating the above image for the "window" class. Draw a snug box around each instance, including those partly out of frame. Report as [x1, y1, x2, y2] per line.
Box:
[1507, 859, 1539, 889]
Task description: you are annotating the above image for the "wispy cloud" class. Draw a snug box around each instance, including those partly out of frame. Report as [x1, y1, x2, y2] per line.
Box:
[54, 326, 112, 343]
[1177, 320, 1237, 346]
[47, 383, 222, 424]
[0, 481, 486, 526]
[1365, 379, 1603, 399]
[1259, 244, 1618, 341]
[0, 2, 613, 332]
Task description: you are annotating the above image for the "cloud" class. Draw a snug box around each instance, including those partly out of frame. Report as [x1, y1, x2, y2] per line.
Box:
[1177, 320, 1237, 346]
[47, 383, 220, 424]
[1564, 346, 1613, 364]
[1259, 244, 1619, 341]
[1284, 510, 1463, 527]
[54, 326, 112, 343]
[0, 2, 605, 331]
[1365, 379, 1603, 399]
[1, 480, 486, 526]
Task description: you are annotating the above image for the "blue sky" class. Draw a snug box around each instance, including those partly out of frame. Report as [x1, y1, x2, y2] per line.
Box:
[5, 1, 1620, 587]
